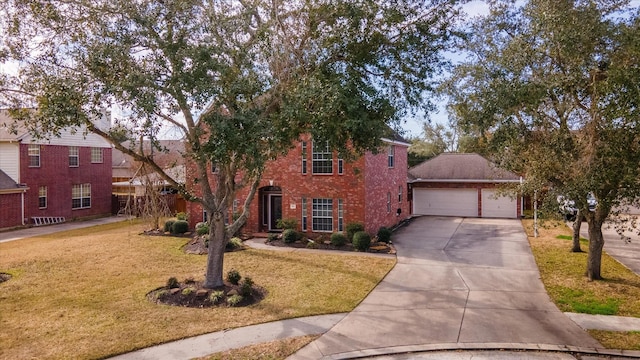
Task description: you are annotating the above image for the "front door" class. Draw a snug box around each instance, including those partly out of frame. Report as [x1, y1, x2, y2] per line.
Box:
[269, 195, 282, 231]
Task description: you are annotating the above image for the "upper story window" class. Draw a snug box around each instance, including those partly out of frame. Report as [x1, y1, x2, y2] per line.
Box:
[301, 141, 308, 174]
[388, 146, 395, 168]
[91, 147, 103, 163]
[338, 158, 344, 175]
[387, 192, 391, 213]
[28, 144, 40, 167]
[69, 146, 79, 167]
[398, 186, 403, 202]
[312, 140, 332, 174]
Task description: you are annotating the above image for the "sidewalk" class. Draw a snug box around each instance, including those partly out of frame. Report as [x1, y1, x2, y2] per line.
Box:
[0, 215, 131, 243]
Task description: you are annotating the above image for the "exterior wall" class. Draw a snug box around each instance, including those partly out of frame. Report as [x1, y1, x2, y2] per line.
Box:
[363, 143, 411, 234]
[20, 144, 113, 223]
[410, 182, 522, 218]
[187, 134, 410, 236]
[0, 142, 20, 182]
[0, 192, 24, 229]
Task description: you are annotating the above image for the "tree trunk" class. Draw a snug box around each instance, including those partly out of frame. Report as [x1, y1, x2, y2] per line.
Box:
[586, 217, 605, 280]
[571, 210, 584, 253]
[203, 211, 227, 288]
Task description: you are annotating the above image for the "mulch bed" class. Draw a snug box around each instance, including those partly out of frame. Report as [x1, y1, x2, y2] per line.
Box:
[147, 280, 266, 308]
[265, 238, 396, 254]
[0, 273, 11, 283]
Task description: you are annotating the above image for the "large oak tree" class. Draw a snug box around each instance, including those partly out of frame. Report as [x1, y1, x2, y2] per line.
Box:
[0, 0, 460, 287]
[442, 0, 640, 280]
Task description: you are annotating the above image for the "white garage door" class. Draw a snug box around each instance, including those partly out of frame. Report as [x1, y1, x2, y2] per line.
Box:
[481, 189, 518, 218]
[413, 188, 478, 217]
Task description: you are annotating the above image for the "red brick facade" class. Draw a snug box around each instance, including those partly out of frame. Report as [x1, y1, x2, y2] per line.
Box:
[0, 192, 24, 229]
[19, 144, 112, 223]
[187, 135, 410, 236]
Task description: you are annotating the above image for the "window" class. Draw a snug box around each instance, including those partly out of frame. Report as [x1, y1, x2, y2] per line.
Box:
[338, 159, 344, 175]
[301, 197, 307, 231]
[69, 146, 79, 167]
[72, 183, 91, 209]
[38, 186, 47, 209]
[203, 209, 208, 223]
[338, 199, 344, 232]
[91, 147, 103, 163]
[388, 146, 395, 168]
[312, 198, 333, 232]
[398, 186, 403, 202]
[387, 192, 391, 213]
[312, 140, 333, 174]
[301, 141, 307, 174]
[211, 162, 218, 173]
[28, 144, 40, 167]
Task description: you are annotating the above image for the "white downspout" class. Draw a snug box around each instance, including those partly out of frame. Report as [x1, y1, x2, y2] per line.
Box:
[21, 190, 25, 225]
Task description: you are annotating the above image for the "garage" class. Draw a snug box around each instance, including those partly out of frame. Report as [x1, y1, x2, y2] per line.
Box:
[413, 188, 478, 217]
[409, 153, 522, 219]
[481, 189, 517, 218]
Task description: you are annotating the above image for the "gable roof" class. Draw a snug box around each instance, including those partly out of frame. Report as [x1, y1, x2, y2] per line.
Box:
[409, 153, 521, 183]
[0, 169, 18, 189]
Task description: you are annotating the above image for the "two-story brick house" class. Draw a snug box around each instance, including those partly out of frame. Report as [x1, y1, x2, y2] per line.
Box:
[0, 110, 113, 229]
[187, 133, 411, 236]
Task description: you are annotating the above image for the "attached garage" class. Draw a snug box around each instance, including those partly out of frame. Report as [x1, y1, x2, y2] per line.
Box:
[413, 188, 477, 217]
[409, 153, 522, 219]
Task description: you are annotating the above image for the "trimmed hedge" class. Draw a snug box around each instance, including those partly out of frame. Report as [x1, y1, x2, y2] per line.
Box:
[171, 220, 189, 234]
[330, 232, 347, 246]
[377, 226, 392, 243]
[352, 231, 371, 251]
[346, 222, 364, 241]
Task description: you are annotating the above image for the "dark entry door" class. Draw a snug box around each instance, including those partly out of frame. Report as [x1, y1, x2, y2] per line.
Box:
[269, 195, 282, 231]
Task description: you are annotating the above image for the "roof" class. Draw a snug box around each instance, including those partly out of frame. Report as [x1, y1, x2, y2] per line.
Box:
[0, 169, 20, 190]
[409, 153, 521, 182]
[382, 127, 410, 146]
[112, 139, 185, 172]
[0, 110, 28, 142]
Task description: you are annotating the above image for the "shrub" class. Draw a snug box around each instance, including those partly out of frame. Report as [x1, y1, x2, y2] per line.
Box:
[276, 218, 298, 230]
[164, 220, 176, 233]
[209, 290, 224, 304]
[267, 233, 278, 242]
[330, 232, 347, 246]
[377, 227, 392, 243]
[227, 294, 244, 307]
[166, 277, 179, 289]
[240, 277, 254, 296]
[226, 237, 243, 250]
[176, 212, 188, 221]
[227, 269, 241, 285]
[306, 240, 318, 249]
[352, 231, 371, 251]
[181, 287, 195, 295]
[196, 222, 209, 236]
[171, 220, 189, 234]
[346, 222, 365, 241]
[282, 229, 298, 243]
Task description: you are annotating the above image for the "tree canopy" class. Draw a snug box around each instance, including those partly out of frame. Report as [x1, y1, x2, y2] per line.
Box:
[443, 0, 640, 280]
[1, 0, 461, 287]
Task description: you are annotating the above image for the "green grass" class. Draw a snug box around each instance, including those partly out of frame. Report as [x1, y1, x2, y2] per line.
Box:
[555, 234, 589, 243]
[0, 221, 394, 360]
[522, 219, 640, 349]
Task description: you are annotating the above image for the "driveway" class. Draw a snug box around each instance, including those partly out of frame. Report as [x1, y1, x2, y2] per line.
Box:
[290, 216, 600, 359]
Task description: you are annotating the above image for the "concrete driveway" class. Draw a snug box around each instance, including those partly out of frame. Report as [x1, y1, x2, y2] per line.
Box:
[290, 216, 600, 359]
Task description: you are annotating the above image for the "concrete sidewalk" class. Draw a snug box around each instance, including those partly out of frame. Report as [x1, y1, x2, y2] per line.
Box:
[0, 216, 131, 243]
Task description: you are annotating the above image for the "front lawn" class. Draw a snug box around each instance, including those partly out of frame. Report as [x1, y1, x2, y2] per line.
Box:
[522, 219, 640, 349]
[0, 220, 394, 360]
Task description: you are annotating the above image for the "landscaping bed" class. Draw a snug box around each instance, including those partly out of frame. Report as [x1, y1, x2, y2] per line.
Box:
[264, 237, 395, 254]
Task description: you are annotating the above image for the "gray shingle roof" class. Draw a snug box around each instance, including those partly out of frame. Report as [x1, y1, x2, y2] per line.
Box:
[409, 153, 521, 182]
[0, 169, 19, 190]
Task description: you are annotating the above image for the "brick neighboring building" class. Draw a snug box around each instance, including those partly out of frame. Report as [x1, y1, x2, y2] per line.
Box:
[0, 110, 112, 229]
[187, 133, 411, 235]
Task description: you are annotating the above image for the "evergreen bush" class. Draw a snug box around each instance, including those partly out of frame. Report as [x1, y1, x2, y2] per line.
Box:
[352, 231, 371, 251]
